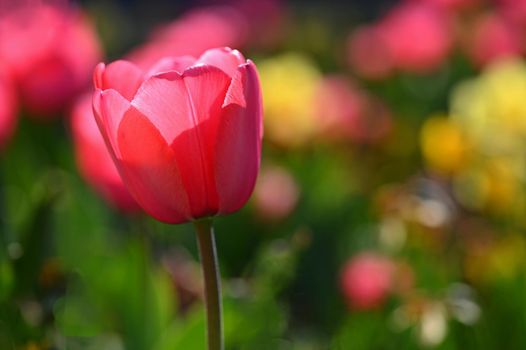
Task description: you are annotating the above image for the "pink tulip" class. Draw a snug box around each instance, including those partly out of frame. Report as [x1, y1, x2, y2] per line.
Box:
[465, 13, 522, 67]
[93, 47, 263, 224]
[340, 253, 394, 310]
[378, 2, 453, 73]
[71, 93, 140, 212]
[128, 7, 247, 70]
[0, 1, 101, 117]
[0, 69, 17, 151]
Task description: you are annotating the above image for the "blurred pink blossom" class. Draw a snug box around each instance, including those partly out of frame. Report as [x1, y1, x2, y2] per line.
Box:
[379, 2, 453, 73]
[253, 165, 299, 222]
[0, 0, 102, 117]
[356, 98, 393, 144]
[346, 25, 394, 80]
[497, 0, 526, 27]
[0, 68, 17, 151]
[128, 6, 247, 69]
[465, 13, 523, 67]
[340, 253, 395, 310]
[415, 0, 479, 12]
[70, 93, 140, 213]
[347, 2, 452, 76]
[315, 75, 392, 144]
[228, 0, 286, 49]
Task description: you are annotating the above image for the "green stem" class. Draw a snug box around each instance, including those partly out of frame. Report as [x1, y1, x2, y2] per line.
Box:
[194, 219, 223, 350]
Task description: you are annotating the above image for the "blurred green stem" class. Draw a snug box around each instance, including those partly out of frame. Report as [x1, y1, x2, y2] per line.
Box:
[194, 218, 223, 350]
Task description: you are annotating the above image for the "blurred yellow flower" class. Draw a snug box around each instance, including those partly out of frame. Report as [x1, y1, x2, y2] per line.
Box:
[451, 58, 526, 156]
[453, 167, 490, 211]
[485, 159, 520, 212]
[453, 159, 520, 213]
[258, 53, 322, 147]
[420, 115, 468, 175]
[446, 58, 526, 215]
[465, 234, 526, 284]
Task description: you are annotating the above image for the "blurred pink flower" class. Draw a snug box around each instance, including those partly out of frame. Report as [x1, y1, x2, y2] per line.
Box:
[416, 0, 479, 12]
[497, 0, 526, 27]
[465, 13, 522, 67]
[228, 0, 286, 49]
[253, 165, 299, 222]
[0, 69, 17, 151]
[379, 2, 453, 73]
[340, 253, 394, 310]
[316, 76, 364, 139]
[128, 6, 247, 70]
[346, 25, 394, 80]
[0, 0, 102, 118]
[315, 75, 393, 144]
[355, 97, 393, 144]
[71, 93, 140, 212]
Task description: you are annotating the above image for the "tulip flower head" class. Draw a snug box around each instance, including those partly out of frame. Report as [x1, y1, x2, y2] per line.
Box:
[93, 47, 263, 224]
[71, 93, 140, 212]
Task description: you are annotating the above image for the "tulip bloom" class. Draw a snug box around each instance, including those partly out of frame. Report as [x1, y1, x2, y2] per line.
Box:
[71, 93, 139, 212]
[93, 47, 263, 224]
[0, 69, 17, 151]
[0, 1, 101, 117]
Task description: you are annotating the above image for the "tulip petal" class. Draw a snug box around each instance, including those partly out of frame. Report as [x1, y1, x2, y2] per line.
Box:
[222, 64, 247, 109]
[93, 63, 105, 91]
[132, 65, 230, 217]
[215, 61, 263, 214]
[117, 106, 191, 223]
[131, 71, 187, 144]
[95, 60, 144, 101]
[195, 47, 245, 78]
[94, 89, 131, 160]
[177, 65, 232, 215]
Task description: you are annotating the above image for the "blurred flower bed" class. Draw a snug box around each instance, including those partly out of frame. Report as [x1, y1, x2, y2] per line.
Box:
[2, 0, 526, 349]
